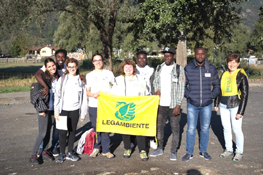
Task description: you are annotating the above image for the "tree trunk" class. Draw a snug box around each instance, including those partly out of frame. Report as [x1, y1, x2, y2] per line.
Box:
[99, 29, 113, 71]
[176, 32, 187, 68]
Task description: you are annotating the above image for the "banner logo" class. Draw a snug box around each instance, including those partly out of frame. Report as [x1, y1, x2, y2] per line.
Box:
[115, 102, 136, 121]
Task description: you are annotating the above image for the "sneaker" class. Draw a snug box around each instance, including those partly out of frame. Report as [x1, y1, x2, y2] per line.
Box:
[150, 148, 163, 157]
[42, 151, 54, 161]
[102, 152, 115, 159]
[123, 149, 132, 158]
[170, 152, 177, 161]
[140, 150, 148, 161]
[56, 153, 66, 163]
[29, 155, 39, 164]
[199, 152, 211, 160]
[90, 148, 100, 158]
[51, 147, 59, 157]
[182, 153, 193, 162]
[66, 152, 80, 161]
[150, 140, 157, 150]
[37, 148, 43, 157]
[233, 152, 243, 161]
[219, 150, 233, 158]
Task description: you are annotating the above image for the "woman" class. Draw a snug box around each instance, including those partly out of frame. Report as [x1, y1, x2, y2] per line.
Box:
[54, 58, 87, 163]
[214, 53, 249, 161]
[111, 59, 149, 161]
[85, 53, 115, 159]
[30, 58, 59, 164]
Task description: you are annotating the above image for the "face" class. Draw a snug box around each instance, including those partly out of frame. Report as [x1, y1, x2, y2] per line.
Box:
[195, 48, 206, 65]
[228, 60, 240, 72]
[55, 52, 66, 67]
[46, 61, 56, 75]
[136, 54, 147, 68]
[164, 53, 174, 66]
[92, 55, 103, 70]
[124, 64, 134, 76]
[67, 62, 78, 76]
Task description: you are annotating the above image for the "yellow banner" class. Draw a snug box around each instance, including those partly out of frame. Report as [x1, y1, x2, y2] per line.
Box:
[97, 91, 159, 136]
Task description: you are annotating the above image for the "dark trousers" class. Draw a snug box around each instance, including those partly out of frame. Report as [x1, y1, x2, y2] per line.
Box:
[157, 106, 181, 152]
[123, 135, 146, 152]
[59, 109, 79, 154]
[89, 107, 111, 153]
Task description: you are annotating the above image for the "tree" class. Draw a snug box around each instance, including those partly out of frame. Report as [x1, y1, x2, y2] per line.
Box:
[0, 0, 136, 70]
[130, 0, 245, 67]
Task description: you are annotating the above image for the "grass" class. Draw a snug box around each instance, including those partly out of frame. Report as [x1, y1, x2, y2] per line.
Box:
[0, 62, 44, 73]
[0, 86, 30, 93]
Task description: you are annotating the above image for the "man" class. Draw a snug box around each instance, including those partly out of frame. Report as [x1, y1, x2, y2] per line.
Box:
[35, 49, 67, 157]
[150, 46, 185, 161]
[182, 47, 220, 162]
[135, 50, 156, 149]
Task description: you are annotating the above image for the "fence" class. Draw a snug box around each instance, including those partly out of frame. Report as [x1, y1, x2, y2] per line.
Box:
[0, 58, 41, 63]
[0, 73, 35, 80]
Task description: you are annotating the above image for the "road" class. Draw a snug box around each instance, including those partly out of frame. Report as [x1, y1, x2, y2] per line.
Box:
[0, 84, 262, 175]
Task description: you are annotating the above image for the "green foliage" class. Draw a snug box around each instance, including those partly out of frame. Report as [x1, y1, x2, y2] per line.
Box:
[0, 86, 30, 93]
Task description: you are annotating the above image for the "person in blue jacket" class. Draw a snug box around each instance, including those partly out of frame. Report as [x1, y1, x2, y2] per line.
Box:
[182, 48, 220, 162]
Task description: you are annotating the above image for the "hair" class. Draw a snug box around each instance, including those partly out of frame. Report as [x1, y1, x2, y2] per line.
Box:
[92, 53, 104, 61]
[120, 59, 137, 76]
[44, 58, 59, 81]
[226, 53, 240, 63]
[136, 50, 148, 57]
[64, 58, 80, 75]
[55, 49, 67, 57]
[194, 47, 206, 53]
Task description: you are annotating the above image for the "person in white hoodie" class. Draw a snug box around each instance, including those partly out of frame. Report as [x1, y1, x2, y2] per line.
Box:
[54, 58, 87, 163]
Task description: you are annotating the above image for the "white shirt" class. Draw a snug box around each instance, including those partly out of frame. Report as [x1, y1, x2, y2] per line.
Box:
[62, 75, 81, 111]
[160, 64, 174, 106]
[136, 65, 154, 94]
[86, 70, 115, 107]
[41, 64, 66, 76]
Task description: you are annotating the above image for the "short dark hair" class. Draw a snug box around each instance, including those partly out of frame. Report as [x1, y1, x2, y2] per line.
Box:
[92, 53, 104, 61]
[227, 53, 240, 63]
[55, 49, 67, 57]
[136, 50, 148, 57]
[120, 59, 137, 76]
[194, 47, 206, 53]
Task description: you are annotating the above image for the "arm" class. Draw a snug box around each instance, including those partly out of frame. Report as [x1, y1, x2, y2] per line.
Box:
[184, 67, 190, 98]
[80, 85, 88, 121]
[237, 74, 249, 116]
[176, 66, 185, 106]
[54, 77, 62, 121]
[153, 66, 160, 96]
[211, 67, 221, 99]
[86, 87, 99, 99]
[35, 69, 48, 96]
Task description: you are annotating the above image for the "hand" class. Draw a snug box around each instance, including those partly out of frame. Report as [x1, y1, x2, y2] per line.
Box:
[236, 114, 243, 120]
[173, 105, 181, 116]
[55, 114, 60, 121]
[214, 107, 219, 111]
[41, 86, 49, 97]
[93, 92, 100, 99]
[80, 118, 84, 122]
[39, 112, 46, 117]
[80, 75, 86, 84]
[154, 90, 161, 96]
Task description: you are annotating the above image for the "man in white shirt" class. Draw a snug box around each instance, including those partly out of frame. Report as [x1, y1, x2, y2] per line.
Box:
[135, 51, 156, 149]
[150, 46, 185, 161]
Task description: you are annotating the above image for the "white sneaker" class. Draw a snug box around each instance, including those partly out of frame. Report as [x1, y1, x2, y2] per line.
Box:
[150, 140, 157, 150]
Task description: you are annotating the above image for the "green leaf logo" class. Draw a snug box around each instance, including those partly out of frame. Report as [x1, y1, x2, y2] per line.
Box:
[115, 102, 136, 121]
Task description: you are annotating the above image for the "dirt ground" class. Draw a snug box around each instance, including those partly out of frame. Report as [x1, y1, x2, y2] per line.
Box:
[0, 83, 263, 175]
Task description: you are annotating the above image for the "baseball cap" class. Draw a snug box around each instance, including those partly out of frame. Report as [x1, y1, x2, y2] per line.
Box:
[161, 46, 175, 54]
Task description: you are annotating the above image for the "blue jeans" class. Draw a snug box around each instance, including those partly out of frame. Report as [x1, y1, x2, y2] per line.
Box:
[186, 103, 212, 155]
[89, 107, 111, 153]
[220, 103, 244, 153]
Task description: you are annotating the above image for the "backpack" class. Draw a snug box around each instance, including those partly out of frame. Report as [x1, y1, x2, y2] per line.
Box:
[83, 129, 96, 155]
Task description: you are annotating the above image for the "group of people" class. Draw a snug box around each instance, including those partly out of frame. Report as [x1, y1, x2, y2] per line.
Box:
[29, 46, 249, 165]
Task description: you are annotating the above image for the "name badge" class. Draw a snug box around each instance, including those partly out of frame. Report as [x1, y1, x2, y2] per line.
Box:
[172, 77, 178, 83]
[205, 73, 211, 77]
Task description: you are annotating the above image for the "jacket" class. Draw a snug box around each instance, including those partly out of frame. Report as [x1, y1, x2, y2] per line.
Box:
[54, 74, 88, 119]
[214, 70, 249, 115]
[184, 58, 220, 107]
[153, 62, 185, 108]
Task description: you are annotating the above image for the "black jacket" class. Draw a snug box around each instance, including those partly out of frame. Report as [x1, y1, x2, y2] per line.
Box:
[214, 70, 249, 115]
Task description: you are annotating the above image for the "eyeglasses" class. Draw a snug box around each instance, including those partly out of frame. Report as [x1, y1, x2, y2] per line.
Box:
[93, 59, 103, 63]
[68, 66, 76, 69]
